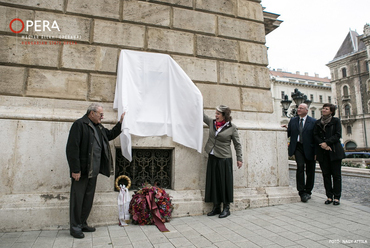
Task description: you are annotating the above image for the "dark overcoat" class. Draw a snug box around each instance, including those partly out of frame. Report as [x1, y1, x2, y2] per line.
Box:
[66, 114, 122, 178]
[313, 117, 345, 162]
[287, 115, 316, 160]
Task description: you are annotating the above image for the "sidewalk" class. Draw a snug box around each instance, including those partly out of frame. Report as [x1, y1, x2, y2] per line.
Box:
[1, 192, 369, 248]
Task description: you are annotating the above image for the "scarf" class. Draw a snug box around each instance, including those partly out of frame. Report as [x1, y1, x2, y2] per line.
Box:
[320, 115, 332, 131]
[215, 120, 226, 130]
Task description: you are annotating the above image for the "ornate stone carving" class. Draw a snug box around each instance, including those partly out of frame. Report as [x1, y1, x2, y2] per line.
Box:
[364, 23, 370, 36]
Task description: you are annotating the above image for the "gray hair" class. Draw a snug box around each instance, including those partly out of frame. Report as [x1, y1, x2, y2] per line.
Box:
[86, 103, 103, 115]
[216, 105, 228, 113]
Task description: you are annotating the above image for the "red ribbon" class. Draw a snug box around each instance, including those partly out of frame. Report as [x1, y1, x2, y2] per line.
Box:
[146, 191, 169, 232]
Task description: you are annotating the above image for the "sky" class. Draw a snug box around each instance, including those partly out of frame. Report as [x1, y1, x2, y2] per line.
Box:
[261, 0, 369, 79]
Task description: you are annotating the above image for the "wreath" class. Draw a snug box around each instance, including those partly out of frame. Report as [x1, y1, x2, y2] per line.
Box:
[129, 183, 174, 231]
[115, 175, 131, 191]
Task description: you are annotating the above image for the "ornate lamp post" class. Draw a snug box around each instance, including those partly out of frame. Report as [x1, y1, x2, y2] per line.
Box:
[281, 88, 312, 118]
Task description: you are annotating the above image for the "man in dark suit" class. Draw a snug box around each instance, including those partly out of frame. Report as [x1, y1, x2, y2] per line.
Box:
[284, 103, 316, 202]
[66, 103, 125, 238]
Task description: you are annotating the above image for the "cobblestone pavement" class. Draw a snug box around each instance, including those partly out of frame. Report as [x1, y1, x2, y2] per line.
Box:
[289, 169, 370, 207]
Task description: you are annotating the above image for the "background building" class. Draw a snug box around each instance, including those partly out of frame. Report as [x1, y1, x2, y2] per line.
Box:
[270, 69, 332, 125]
[326, 24, 370, 150]
[0, 0, 297, 231]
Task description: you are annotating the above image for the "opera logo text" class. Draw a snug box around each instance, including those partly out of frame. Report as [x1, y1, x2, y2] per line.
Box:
[9, 19, 60, 33]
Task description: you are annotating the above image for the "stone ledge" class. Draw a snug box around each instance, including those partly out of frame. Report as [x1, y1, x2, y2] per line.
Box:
[0, 186, 298, 231]
[289, 160, 370, 178]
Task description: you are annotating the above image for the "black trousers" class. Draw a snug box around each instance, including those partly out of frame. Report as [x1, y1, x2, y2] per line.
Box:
[205, 155, 233, 204]
[70, 176, 97, 233]
[294, 143, 316, 196]
[319, 155, 342, 200]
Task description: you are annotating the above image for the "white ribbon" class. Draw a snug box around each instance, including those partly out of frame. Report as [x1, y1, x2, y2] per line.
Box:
[118, 184, 131, 226]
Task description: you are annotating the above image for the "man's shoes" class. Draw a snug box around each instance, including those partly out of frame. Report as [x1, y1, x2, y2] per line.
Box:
[325, 199, 333, 204]
[333, 200, 340, 206]
[82, 225, 96, 232]
[300, 194, 310, 202]
[70, 232, 84, 239]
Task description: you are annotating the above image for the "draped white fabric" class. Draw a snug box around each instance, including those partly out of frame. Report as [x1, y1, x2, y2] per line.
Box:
[113, 50, 203, 161]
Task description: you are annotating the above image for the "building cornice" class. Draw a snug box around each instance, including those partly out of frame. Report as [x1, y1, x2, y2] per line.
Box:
[272, 79, 332, 90]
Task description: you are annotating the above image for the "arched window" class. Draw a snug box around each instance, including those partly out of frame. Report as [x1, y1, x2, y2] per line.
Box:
[346, 126, 352, 135]
[345, 141, 357, 150]
[343, 85, 349, 97]
[345, 104, 351, 116]
[341, 67, 347, 77]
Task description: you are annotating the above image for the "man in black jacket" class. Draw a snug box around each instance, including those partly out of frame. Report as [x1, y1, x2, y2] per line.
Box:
[283, 103, 316, 202]
[66, 103, 125, 239]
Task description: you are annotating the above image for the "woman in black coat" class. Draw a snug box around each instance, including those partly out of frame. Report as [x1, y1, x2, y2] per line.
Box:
[313, 103, 345, 205]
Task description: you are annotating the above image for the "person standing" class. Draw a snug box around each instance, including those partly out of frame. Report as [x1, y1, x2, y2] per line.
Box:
[203, 105, 243, 218]
[66, 103, 125, 238]
[284, 103, 316, 202]
[314, 103, 345, 205]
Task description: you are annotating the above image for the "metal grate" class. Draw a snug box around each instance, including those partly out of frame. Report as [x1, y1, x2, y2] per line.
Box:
[115, 148, 172, 191]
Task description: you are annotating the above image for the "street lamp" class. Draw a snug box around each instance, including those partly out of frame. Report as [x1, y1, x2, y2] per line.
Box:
[281, 88, 312, 118]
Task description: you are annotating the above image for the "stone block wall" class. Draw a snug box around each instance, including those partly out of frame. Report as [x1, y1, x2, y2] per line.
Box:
[0, 0, 271, 109]
[0, 0, 296, 231]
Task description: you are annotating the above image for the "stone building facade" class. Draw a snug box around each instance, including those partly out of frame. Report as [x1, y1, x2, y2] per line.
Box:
[326, 25, 370, 150]
[270, 69, 332, 125]
[0, 0, 296, 231]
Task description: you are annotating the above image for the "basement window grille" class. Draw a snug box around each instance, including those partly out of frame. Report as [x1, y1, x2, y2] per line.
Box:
[115, 148, 172, 191]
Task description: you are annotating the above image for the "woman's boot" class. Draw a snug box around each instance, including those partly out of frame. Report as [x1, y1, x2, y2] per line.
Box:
[207, 203, 221, 216]
[219, 203, 230, 218]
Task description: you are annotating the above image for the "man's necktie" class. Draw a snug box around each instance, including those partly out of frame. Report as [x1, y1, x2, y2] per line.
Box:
[299, 118, 303, 143]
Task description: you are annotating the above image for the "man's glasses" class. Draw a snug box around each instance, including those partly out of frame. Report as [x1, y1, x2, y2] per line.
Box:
[94, 111, 104, 117]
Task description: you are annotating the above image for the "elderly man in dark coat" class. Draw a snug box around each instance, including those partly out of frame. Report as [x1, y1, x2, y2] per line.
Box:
[66, 103, 124, 239]
[284, 103, 316, 202]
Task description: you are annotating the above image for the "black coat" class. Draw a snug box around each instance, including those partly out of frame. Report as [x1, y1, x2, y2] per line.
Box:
[66, 115, 122, 178]
[287, 116, 316, 160]
[313, 117, 345, 162]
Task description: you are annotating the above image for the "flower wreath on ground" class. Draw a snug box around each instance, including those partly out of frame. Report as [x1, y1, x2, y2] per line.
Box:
[129, 183, 174, 232]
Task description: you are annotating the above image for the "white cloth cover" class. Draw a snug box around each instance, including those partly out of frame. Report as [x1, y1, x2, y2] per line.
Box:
[114, 50, 203, 161]
[117, 185, 131, 226]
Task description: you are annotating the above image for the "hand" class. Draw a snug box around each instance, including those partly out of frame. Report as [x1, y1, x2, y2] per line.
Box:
[319, 142, 332, 151]
[281, 124, 287, 128]
[237, 161, 242, 169]
[319, 142, 328, 149]
[119, 112, 126, 123]
[325, 146, 332, 151]
[72, 172, 81, 181]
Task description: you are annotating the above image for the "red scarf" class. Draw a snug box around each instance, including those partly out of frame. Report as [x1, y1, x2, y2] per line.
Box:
[215, 120, 226, 130]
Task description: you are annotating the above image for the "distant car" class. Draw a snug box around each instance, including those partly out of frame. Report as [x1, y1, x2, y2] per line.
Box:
[343, 152, 370, 167]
